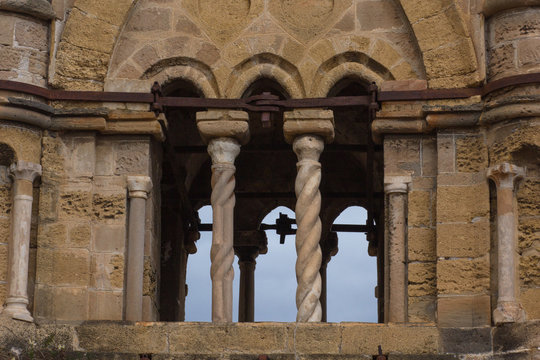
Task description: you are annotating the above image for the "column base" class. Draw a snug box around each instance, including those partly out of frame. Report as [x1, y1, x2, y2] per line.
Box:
[2, 297, 34, 323]
[493, 301, 526, 324]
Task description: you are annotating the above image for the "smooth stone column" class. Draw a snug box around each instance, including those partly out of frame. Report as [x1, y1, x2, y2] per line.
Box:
[384, 176, 410, 323]
[125, 176, 152, 321]
[235, 230, 267, 322]
[320, 231, 338, 322]
[488, 163, 527, 323]
[208, 138, 240, 322]
[3, 161, 41, 322]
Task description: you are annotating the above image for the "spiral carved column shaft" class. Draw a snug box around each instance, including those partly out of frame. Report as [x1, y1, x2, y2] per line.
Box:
[208, 137, 240, 322]
[293, 135, 324, 322]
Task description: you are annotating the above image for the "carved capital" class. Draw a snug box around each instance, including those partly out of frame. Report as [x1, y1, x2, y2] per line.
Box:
[127, 176, 152, 199]
[487, 163, 525, 189]
[293, 134, 324, 163]
[196, 110, 250, 145]
[384, 176, 411, 194]
[208, 137, 241, 165]
[284, 109, 334, 144]
[9, 161, 41, 183]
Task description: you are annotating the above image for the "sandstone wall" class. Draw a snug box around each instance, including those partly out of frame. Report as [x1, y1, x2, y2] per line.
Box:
[34, 132, 161, 321]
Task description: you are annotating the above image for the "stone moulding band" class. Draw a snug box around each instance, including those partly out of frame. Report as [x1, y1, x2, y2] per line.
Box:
[1, 72, 540, 113]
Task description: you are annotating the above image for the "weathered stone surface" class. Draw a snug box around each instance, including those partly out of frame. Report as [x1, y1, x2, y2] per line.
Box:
[91, 253, 124, 290]
[69, 223, 91, 248]
[357, 0, 403, 31]
[37, 222, 67, 248]
[55, 41, 110, 82]
[437, 221, 490, 258]
[408, 262, 436, 296]
[88, 290, 123, 320]
[93, 224, 125, 252]
[408, 296, 436, 323]
[92, 193, 125, 220]
[440, 328, 492, 354]
[493, 321, 540, 352]
[51, 249, 90, 286]
[437, 256, 490, 294]
[517, 178, 540, 217]
[59, 191, 92, 219]
[456, 136, 488, 173]
[408, 227, 436, 262]
[14, 18, 48, 51]
[74, 0, 132, 26]
[437, 295, 491, 327]
[437, 183, 489, 223]
[62, 8, 117, 54]
[521, 288, 540, 320]
[408, 191, 432, 227]
[341, 324, 439, 354]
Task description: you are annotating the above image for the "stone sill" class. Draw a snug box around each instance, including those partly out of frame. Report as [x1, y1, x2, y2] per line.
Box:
[1, 317, 538, 358]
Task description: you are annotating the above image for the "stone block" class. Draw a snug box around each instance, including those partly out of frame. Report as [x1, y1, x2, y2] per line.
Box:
[55, 41, 109, 82]
[437, 135, 455, 174]
[384, 136, 421, 176]
[437, 295, 491, 327]
[422, 137, 437, 177]
[125, 7, 171, 32]
[69, 223, 91, 248]
[408, 191, 432, 227]
[408, 227, 436, 262]
[412, 6, 466, 52]
[517, 37, 540, 69]
[399, 0, 452, 24]
[437, 256, 490, 294]
[88, 290, 123, 320]
[437, 183, 489, 223]
[0, 243, 7, 281]
[91, 253, 124, 290]
[357, 0, 402, 31]
[437, 221, 490, 258]
[14, 18, 48, 51]
[74, 0, 132, 27]
[167, 323, 287, 354]
[521, 288, 540, 320]
[37, 222, 67, 248]
[93, 224, 125, 252]
[517, 179, 540, 217]
[0, 13, 15, 45]
[424, 39, 477, 78]
[53, 287, 88, 320]
[519, 218, 540, 252]
[440, 328, 492, 354]
[286, 323, 341, 354]
[92, 193, 126, 221]
[58, 191, 92, 219]
[488, 43, 516, 80]
[143, 258, 157, 297]
[95, 140, 115, 176]
[408, 262, 436, 296]
[52, 249, 90, 286]
[490, 8, 540, 45]
[114, 141, 150, 175]
[62, 8, 117, 53]
[456, 136, 488, 173]
[493, 321, 540, 352]
[340, 323, 439, 354]
[520, 252, 540, 287]
[33, 284, 54, 318]
[408, 296, 436, 323]
[371, 40, 402, 69]
[66, 136, 95, 177]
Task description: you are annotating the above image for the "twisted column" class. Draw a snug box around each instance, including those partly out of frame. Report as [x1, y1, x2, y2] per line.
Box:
[125, 176, 152, 321]
[293, 135, 324, 322]
[208, 137, 240, 322]
[3, 161, 41, 322]
[488, 163, 526, 323]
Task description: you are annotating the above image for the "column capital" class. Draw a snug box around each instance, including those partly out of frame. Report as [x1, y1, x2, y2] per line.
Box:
[384, 176, 411, 194]
[487, 163, 525, 189]
[284, 109, 334, 144]
[293, 134, 324, 162]
[127, 176, 152, 199]
[196, 110, 250, 145]
[9, 161, 41, 182]
[208, 137, 241, 165]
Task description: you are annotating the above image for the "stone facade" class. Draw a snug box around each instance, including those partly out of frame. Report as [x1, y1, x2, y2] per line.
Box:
[0, 0, 539, 358]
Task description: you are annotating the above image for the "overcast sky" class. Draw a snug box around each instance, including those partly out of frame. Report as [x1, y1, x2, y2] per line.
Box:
[185, 206, 378, 323]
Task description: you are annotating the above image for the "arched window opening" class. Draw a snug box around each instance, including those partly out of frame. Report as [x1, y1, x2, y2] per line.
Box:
[184, 205, 241, 321]
[326, 206, 377, 322]
[254, 206, 297, 321]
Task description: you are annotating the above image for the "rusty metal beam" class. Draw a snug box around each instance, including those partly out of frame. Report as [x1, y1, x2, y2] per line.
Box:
[1, 73, 539, 113]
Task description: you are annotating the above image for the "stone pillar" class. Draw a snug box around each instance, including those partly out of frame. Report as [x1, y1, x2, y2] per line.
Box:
[197, 110, 249, 322]
[384, 176, 410, 323]
[2, 161, 41, 322]
[125, 176, 152, 322]
[320, 231, 338, 322]
[488, 163, 527, 323]
[284, 109, 334, 322]
[234, 230, 267, 322]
